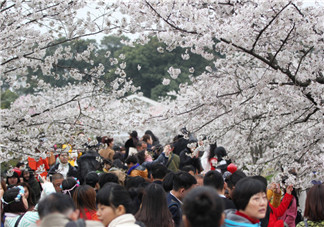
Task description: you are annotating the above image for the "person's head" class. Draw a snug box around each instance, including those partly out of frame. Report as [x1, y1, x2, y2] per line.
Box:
[61, 177, 79, 198]
[16, 162, 25, 169]
[98, 172, 119, 188]
[85, 171, 99, 188]
[125, 176, 146, 190]
[225, 170, 247, 198]
[51, 173, 64, 193]
[151, 163, 169, 180]
[18, 182, 35, 208]
[73, 185, 97, 211]
[135, 183, 173, 227]
[2, 186, 28, 214]
[102, 136, 114, 148]
[304, 184, 324, 222]
[144, 130, 158, 142]
[129, 130, 138, 139]
[136, 141, 147, 152]
[6, 169, 20, 186]
[142, 134, 153, 145]
[125, 155, 138, 169]
[22, 169, 31, 181]
[181, 165, 196, 175]
[172, 171, 197, 200]
[182, 186, 225, 227]
[37, 193, 79, 221]
[162, 172, 175, 192]
[103, 159, 113, 170]
[59, 152, 69, 164]
[96, 183, 133, 226]
[214, 146, 227, 160]
[109, 169, 126, 186]
[204, 170, 224, 192]
[232, 177, 267, 220]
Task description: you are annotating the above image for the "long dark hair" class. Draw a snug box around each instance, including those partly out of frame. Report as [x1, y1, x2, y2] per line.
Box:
[144, 130, 159, 144]
[73, 185, 97, 218]
[208, 143, 217, 161]
[19, 182, 36, 209]
[135, 183, 173, 227]
[304, 184, 324, 222]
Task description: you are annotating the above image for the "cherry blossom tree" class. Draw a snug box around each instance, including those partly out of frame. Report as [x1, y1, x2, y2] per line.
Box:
[120, 0, 324, 188]
[0, 0, 138, 162]
[1, 0, 324, 188]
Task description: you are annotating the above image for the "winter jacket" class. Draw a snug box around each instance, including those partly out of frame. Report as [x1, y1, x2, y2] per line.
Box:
[279, 197, 297, 227]
[77, 150, 102, 184]
[268, 193, 293, 227]
[167, 192, 182, 227]
[108, 214, 140, 227]
[127, 164, 148, 179]
[48, 162, 78, 179]
[99, 147, 115, 161]
[224, 209, 261, 227]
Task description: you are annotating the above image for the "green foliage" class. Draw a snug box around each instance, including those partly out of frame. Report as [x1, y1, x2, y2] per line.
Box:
[108, 36, 213, 100]
[12, 35, 216, 101]
[1, 89, 19, 109]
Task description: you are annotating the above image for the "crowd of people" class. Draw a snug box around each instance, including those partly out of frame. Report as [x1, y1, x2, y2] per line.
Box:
[1, 129, 323, 227]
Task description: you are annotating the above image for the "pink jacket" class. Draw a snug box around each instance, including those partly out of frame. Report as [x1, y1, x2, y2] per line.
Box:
[278, 196, 297, 227]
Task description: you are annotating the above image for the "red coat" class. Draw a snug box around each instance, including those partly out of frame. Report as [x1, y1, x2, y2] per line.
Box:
[268, 193, 293, 227]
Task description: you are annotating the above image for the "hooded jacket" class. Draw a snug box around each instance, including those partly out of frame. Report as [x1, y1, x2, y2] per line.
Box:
[224, 209, 261, 227]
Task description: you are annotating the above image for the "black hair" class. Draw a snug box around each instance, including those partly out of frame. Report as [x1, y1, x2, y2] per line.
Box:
[6, 171, 20, 186]
[162, 172, 175, 192]
[173, 171, 197, 191]
[251, 175, 268, 187]
[96, 182, 133, 213]
[183, 186, 224, 227]
[225, 170, 247, 189]
[125, 176, 146, 190]
[2, 187, 27, 214]
[98, 172, 119, 188]
[38, 193, 75, 219]
[125, 155, 138, 164]
[203, 170, 224, 191]
[181, 165, 196, 174]
[144, 130, 159, 144]
[61, 177, 78, 198]
[151, 163, 169, 180]
[232, 177, 266, 211]
[214, 146, 227, 161]
[85, 171, 99, 188]
[208, 143, 218, 161]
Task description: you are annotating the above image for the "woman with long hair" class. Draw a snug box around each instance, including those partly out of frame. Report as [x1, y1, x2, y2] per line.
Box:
[296, 184, 324, 227]
[21, 169, 41, 203]
[73, 185, 99, 221]
[1, 186, 39, 227]
[96, 183, 140, 227]
[18, 182, 36, 211]
[135, 183, 174, 227]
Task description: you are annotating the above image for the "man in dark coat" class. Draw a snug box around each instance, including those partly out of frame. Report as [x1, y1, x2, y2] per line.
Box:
[77, 149, 102, 184]
[167, 171, 197, 227]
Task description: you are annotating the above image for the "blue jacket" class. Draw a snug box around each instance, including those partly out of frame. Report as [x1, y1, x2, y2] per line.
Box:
[167, 192, 182, 227]
[224, 209, 261, 227]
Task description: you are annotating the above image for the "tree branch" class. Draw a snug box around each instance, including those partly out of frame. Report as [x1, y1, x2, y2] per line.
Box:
[251, 1, 292, 51]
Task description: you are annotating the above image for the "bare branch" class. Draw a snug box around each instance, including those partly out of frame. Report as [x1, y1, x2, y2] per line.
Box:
[251, 1, 292, 51]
